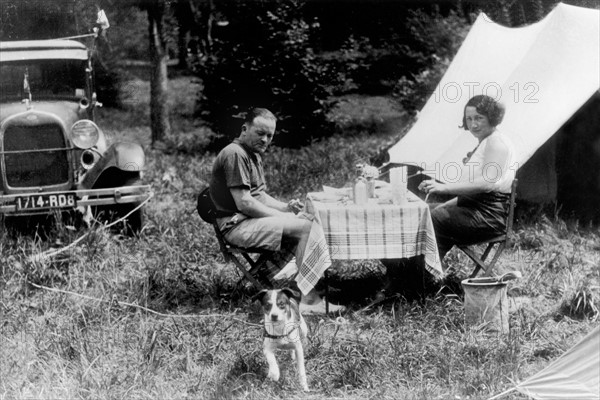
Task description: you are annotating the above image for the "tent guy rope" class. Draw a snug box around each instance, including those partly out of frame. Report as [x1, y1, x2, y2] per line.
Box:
[27, 192, 154, 263]
[26, 280, 262, 327]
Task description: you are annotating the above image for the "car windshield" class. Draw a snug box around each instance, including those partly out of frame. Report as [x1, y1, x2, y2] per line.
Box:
[0, 59, 86, 102]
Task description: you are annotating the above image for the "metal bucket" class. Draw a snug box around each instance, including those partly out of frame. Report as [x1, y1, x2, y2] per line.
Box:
[462, 277, 509, 334]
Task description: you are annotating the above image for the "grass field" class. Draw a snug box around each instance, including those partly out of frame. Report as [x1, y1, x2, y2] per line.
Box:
[1, 76, 598, 400]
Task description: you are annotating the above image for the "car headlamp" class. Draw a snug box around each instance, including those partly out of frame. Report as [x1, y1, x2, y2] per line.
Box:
[71, 120, 100, 149]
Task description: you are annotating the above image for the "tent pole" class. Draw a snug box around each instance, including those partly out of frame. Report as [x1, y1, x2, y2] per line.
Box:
[487, 387, 517, 400]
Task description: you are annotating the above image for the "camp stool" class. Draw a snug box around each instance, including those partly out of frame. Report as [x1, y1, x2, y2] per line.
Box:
[458, 179, 518, 278]
[196, 187, 288, 290]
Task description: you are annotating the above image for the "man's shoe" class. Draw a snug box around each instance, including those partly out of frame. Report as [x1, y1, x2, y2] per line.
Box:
[273, 258, 298, 280]
[300, 299, 346, 315]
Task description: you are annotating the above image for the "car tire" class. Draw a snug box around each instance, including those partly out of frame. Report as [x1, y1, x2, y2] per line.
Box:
[91, 175, 145, 236]
[112, 202, 144, 236]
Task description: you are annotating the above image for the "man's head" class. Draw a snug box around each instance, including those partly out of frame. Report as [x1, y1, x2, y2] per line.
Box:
[239, 107, 277, 154]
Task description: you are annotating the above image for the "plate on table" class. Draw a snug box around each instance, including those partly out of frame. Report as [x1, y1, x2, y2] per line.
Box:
[309, 192, 344, 203]
[374, 180, 390, 189]
[322, 186, 353, 196]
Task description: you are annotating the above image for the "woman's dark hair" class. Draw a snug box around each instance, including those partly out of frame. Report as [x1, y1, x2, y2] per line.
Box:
[460, 95, 505, 130]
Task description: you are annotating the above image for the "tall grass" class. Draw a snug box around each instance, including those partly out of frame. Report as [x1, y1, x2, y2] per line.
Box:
[1, 77, 599, 399]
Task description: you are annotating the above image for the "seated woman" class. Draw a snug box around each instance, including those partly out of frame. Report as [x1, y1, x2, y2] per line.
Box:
[418, 95, 516, 265]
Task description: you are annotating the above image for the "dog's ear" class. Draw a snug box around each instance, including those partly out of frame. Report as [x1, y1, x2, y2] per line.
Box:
[252, 289, 270, 304]
[281, 287, 301, 303]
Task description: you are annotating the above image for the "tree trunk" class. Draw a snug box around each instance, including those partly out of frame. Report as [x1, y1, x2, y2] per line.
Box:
[175, 0, 193, 69]
[148, 1, 171, 145]
[177, 26, 189, 69]
[205, 0, 216, 55]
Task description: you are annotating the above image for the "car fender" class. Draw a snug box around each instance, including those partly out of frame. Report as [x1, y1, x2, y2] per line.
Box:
[80, 142, 145, 189]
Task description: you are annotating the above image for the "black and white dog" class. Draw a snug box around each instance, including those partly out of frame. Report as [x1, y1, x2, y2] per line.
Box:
[255, 288, 309, 391]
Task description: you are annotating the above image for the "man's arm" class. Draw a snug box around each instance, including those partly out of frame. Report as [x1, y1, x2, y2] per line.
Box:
[259, 192, 289, 212]
[230, 187, 290, 218]
[261, 192, 304, 214]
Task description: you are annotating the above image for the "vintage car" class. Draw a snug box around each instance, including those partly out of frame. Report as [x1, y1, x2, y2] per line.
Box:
[0, 39, 151, 233]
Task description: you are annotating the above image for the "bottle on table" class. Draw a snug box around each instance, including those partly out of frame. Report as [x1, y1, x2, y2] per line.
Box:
[366, 177, 376, 198]
[354, 177, 368, 205]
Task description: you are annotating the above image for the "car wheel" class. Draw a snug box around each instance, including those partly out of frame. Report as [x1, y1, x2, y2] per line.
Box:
[112, 202, 144, 236]
[91, 175, 146, 236]
[92, 202, 144, 236]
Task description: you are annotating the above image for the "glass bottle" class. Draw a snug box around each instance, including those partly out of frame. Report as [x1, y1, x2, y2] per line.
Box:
[354, 177, 367, 205]
[366, 177, 375, 198]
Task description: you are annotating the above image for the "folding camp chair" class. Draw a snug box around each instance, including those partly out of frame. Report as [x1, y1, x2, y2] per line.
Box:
[196, 187, 288, 290]
[457, 179, 518, 278]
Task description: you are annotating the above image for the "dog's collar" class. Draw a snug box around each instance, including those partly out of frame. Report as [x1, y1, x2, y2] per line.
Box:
[263, 325, 297, 340]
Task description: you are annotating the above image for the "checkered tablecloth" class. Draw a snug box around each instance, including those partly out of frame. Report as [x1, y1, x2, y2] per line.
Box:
[305, 192, 443, 279]
[255, 212, 333, 296]
[294, 217, 332, 295]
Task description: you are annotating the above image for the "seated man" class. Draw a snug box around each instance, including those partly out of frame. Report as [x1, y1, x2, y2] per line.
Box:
[209, 107, 344, 313]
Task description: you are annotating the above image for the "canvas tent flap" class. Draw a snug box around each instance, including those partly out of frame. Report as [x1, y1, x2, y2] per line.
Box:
[513, 325, 599, 399]
[388, 3, 600, 203]
[391, 12, 545, 171]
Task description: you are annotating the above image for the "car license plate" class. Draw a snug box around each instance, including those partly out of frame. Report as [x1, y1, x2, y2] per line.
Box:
[16, 193, 77, 211]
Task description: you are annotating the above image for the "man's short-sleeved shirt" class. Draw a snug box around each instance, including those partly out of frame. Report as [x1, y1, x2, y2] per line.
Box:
[210, 139, 266, 215]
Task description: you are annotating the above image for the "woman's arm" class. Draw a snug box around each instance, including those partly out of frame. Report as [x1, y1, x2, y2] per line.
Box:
[420, 135, 511, 196]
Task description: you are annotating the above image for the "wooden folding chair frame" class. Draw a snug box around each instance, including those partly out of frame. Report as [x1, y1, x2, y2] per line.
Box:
[457, 179, 518, 278]
[211, 223, 279, 289]
[214, 217, 334, 313]
[197, 188, 280, 290]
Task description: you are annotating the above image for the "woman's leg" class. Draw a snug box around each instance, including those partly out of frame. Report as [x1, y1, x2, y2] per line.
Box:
[431, 201, 502, 262]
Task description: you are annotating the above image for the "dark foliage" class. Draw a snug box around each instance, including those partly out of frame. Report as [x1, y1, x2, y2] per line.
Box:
[0, 0, 92, 40]
[325, 35, 416, 96]
[0, 0, 123, 108]
[459, 0, 599, 28]
[194, 0, 342, 148]
[392, 7, 470, 115]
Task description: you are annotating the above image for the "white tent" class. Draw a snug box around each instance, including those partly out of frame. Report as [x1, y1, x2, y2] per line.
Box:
[388, 3, 600, 208]
[489, 325, 600, 400]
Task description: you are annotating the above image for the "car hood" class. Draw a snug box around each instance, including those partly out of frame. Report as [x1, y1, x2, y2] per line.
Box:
[0, 101, 89, 129]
